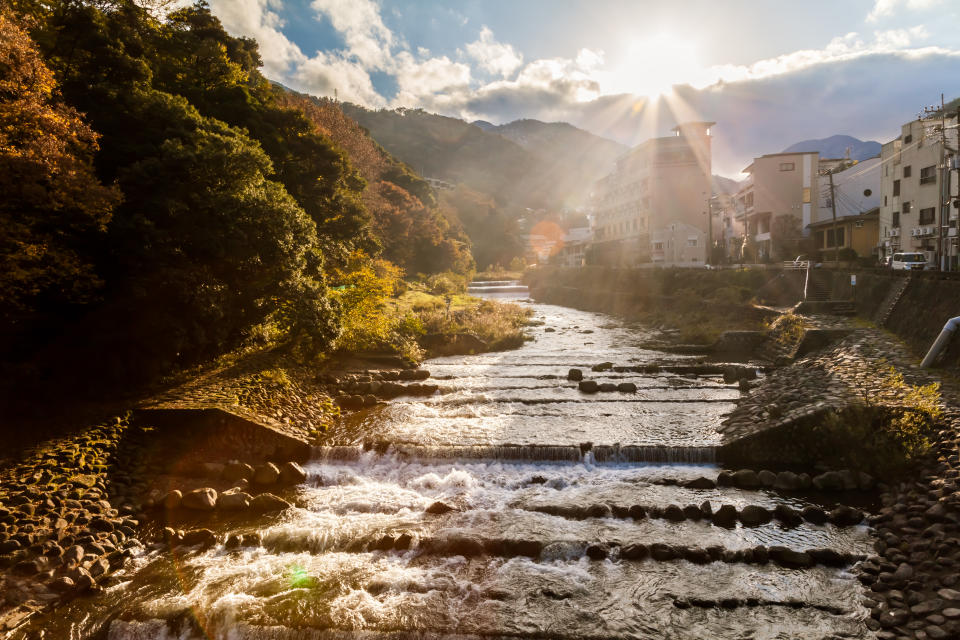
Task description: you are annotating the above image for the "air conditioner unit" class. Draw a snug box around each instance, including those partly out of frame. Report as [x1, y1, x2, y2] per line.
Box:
[889, 228, 900, 237]
[923, 226, 934, 236]
[911, 228, 920, 237]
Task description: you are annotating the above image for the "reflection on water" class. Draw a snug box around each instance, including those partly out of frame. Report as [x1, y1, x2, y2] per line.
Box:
[15, 283, 872, 639]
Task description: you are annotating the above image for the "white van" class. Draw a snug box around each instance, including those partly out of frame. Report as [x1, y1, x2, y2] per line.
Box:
[890, 252, 931, 271]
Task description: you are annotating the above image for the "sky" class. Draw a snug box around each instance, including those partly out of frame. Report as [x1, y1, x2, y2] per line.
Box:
[205, 0, 960, 177]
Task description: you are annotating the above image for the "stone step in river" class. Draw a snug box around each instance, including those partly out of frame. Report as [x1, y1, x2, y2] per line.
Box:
[11, 282, 876, 639]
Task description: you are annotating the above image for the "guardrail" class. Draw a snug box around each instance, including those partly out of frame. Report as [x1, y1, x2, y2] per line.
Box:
[782, 261, 810, 270]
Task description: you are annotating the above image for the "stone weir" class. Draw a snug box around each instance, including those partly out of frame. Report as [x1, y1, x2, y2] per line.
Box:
[131, 406, 311, 468]
[313, 443, 718, 464]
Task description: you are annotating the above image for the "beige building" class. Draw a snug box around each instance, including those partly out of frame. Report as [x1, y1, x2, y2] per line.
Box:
[590, 122, 714, 266]
[734, 152, 819, 261]
[808, 208, 879, 258]
[878, 114, 959, 268]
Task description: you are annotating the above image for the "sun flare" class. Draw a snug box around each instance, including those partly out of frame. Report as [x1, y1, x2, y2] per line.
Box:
[614, 34, 705, 98]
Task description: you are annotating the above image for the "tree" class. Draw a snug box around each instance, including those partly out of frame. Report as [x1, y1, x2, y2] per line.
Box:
[0, 11, 118, 320]
[771, 214, 805, 261]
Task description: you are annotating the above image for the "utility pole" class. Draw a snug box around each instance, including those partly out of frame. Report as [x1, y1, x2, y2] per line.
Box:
[828, 170, 839, 264]
[706, 196, 713, 265]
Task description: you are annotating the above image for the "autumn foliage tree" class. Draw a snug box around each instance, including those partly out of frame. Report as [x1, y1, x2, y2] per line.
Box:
[0, 11, 118, 321]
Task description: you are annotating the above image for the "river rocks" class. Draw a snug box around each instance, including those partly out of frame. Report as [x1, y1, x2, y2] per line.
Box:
[591, 362, 614, 372]
[774, 504, 803, 527]
[249, 493, 289, 512]
[217, 491, 252, 511]
[768, 546, 813, 569]
[828, 505, 863, 526]
[279, 461, 307, 485]
[223, 461, 255, 482]
[163, 490, 183, 510]
[712, 505, 738, 527]
[585, 544, 608, 560]
[773, 471, 802, 491]
[181, 488, 217, 511]
[578, 380, 599, 393]
[253, 463, 281, 485]
[683, 477, 716, 489]
[663, 505, 685, 522]
[599, 383, 617, 392]
[801, 505, 828, 525]
[757, 470, 777, 487]
[585, 504, 612, 519]
[732, 469, 761, 488]
[649, 543, 675, 561]
[617, 382, 637, 393]
[567, 369, 583, 381]
[739, 505, 772, 527]
[628, 505, 646, 520]
[425, 501, 455, 515]
[621, 543, 648, 560]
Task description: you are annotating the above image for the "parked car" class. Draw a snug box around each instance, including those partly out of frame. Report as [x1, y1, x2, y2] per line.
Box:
[890, 252, 932, 271]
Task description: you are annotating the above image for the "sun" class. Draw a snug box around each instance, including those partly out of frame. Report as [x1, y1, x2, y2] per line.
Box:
[614, 34, 705, 98]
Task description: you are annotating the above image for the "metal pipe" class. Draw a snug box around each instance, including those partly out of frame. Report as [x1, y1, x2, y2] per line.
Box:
[921, 315, 960, 368]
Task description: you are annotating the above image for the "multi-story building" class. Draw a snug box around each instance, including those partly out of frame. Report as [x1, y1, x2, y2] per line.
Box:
[590, 122, 714, 266]
[733, 152, 819, 261]
[813, 156, 882, 259]
[878, 113, 959, 268]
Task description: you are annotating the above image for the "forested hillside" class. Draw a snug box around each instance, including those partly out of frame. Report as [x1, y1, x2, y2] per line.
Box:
[341, 105, 623, 211]
[0, 1, 472, 394]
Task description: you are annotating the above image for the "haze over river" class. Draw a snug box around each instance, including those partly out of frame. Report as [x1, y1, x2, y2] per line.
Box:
[25, 282, 873, 639]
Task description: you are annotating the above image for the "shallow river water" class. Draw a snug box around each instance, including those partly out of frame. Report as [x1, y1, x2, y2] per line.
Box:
[20, 283, 874, 639]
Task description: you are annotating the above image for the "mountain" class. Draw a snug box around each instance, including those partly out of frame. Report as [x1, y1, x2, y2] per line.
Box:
[341, 106, 624, 210]
[712, 174, 741, 195]
[782, 135, 881, 161]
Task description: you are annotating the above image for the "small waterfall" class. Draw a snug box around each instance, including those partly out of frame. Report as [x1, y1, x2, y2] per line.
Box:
[467, 279, 529, 295]
[310, 443, 716, 464]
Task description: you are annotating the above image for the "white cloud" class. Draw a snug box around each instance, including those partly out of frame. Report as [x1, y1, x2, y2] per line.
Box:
[465, 27, 523, 77]
[291, 52, 385, 106]
[867, 0, 943, 23]
[206, 0, 305, 77]
[310, 0, 395, 70]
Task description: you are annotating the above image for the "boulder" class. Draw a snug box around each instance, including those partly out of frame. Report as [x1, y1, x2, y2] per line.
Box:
[162, 490, 182, 510]
[807, 548, 847, 567]
[578, 380, 599, 393]
[682, 505, 703, 520]
[773, 471, 802, 491]
[649, 543, 676, 561]
[663, 505, 686, 522]
[195, 463, 225, 480]
[732, 469, 761, 488]
[801, 505, 828, 525]
[712, 505, 738, 527]
[683, 547, 712, 564]
[253, 463, 281, 485]
[812, 471, 844, 491]
[774, 504, 803, 527]
[621, 544, 649, 560]
[716, 471, 734, 486]
[829, 506, 864, 527]
[598, 383, 617, 392]
[181, 488, 217, 511]
[739, 505, 772, 527]
[757, 470, 777, 487]
[567, 369, 583, 381]
[585, 544, 609, 560]
[426, 501, 456, 515]
[249, 493, 290, 512]
[279, 461, 307, 485]
[628, 505, 646, 520]
[617, 382, 637, 393]
[768, 546, 813, 569]
[222, 461, 254, 482]
[683, 477, 716, 490]
[585, 504, 612, 519]
[591, 362, 614, 372]
[181, 529, 217, 550]
[216, 491, 251, 511]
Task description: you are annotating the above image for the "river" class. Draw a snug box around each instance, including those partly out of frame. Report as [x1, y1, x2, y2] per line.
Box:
[17, 281, 874, 639]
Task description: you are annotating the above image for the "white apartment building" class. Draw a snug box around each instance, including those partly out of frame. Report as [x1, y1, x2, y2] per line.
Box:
[878, 113, 959, 268]
[590, 122, 714, 266]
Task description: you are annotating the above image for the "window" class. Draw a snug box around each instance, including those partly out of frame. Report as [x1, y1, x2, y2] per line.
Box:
[802, 187, 811, 204]
[893, 180, 900, 196]
[826, 228, 845, 248]
[815, 230, 825, 248]
[903, 201, 911, 214]
[653, 241, 664, 250]
[884, 196, 888, 206]
[893, 211, 900, 227]
[903, 165, 912, 178]
[919, 207, 936, 225]
[687, 238, 698, 247]
[779, 162, 795, 171]
[920, 165, 937, 185]
[904, 134, 913, 144]
[745, 193, 754, 207]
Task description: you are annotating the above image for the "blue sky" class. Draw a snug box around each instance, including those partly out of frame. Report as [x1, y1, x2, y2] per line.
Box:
[207, 0, 960, 176]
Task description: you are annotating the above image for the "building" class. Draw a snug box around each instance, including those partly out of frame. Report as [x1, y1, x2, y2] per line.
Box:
[734, 152, 819, 261]
[712, 193, 745, 261]
[554, 226, 592, 267]
[590, 122, 714, 266]
[878, 113, 959, 268]
[808, 208, 879, 258]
